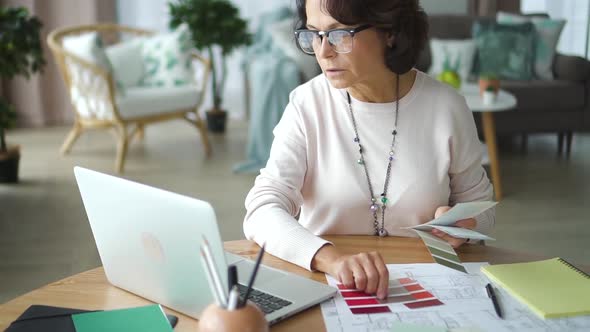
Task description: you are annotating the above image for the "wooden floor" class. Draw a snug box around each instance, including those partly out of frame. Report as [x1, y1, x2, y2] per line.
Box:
[1, 120, 589, 304]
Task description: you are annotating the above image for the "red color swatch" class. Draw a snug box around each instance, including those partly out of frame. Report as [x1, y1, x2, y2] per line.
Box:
[341, 290, 371, 298]
[350, 306, 391, 314]
[398, 278, 414, 284]
[411, 291, 435, 300]
[345, 298, 380, 306]
[404, 284, 424, 292]
[404, 299, 444, 309]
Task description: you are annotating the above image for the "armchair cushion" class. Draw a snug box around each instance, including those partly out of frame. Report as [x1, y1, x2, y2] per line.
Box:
[116, 84, 201, 119]
[106, 39, 144, 88]
[428, 38, 476, 81]
[497, 11, 566, 80]
[62, 32, 126, 96]
[501, 79, 586, 112]
[138, 24, 195, 87]
[62, 32, 113, 73]
[473, 21, 535, 80]
[554, 53, 590, 82]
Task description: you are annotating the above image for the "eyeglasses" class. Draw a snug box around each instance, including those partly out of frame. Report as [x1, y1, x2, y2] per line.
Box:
[294, 24, 372, 55]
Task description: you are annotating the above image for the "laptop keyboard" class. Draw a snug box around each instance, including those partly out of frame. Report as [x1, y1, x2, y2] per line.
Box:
[237, 284, 292, 314]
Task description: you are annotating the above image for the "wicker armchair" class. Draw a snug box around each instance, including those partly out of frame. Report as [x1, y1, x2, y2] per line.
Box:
[47, 23, 212, 173]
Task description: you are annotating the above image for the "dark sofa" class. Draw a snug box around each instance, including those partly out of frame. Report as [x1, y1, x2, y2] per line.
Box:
[416, 15, 590, 151]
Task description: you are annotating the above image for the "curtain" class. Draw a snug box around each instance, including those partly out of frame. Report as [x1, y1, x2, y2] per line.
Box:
[0, 0, 116, 128]
[469, 0, 521, 16]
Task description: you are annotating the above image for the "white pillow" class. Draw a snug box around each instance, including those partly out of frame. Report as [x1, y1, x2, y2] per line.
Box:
[106, 39, 144, 88]
[428, 38, 476, 81]
[62, 32, 113, 72]
[269, 19, 320, 81]
[62, 32, 125, 95]
[497, 12, 565, 80]
[139, 24, 195, 87]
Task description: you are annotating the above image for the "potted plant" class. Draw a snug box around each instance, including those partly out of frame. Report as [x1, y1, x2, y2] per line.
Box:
[0, 7, 45, 183]
[478, 73, 500, 96]
[169, 0, 252, 133]
[482, 86, 497, 105]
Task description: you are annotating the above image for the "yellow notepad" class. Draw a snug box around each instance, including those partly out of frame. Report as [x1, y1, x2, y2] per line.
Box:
[481, 258, 590, 319]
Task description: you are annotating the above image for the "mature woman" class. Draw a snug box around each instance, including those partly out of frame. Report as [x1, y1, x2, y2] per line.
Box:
[243, 0, 494, 300]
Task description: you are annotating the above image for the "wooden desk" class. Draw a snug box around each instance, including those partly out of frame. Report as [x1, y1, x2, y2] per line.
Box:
[0, 236, 560, 331]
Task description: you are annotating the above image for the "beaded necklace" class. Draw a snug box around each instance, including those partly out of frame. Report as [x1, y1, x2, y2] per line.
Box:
[346, 74, 400, 237]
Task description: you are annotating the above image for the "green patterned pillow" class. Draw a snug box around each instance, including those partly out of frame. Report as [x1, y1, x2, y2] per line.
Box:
[139, 24, 195, 87]
[497, 12, 565, 80]
[473, 21, 535, 80]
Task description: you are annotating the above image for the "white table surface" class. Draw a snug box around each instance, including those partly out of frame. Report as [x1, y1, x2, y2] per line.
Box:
[460, 83, 517, 113]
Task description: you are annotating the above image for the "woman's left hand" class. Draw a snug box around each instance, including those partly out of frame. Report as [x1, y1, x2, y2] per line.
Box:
[430, 206, 477, 248]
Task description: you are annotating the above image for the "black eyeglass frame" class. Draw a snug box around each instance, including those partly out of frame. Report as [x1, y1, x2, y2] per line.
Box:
[294, 24, 373, 55]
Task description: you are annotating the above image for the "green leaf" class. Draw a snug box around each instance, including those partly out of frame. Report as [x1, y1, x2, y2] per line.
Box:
[144, 57, 160, 77]
[168, 0, 252, 106]
[0, 6, 46, 81]
[0, 6, 46, 142]
[165, 51, 179, 69]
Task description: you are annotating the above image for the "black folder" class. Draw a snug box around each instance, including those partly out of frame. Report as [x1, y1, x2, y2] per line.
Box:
[4, 305, 178, 332]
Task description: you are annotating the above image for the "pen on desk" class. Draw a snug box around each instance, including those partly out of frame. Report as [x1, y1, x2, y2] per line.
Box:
[240, 243, 266, 308]
[200, 247, 223, 306]
[486, 283, 503, 319]
[202, 236, 228, 307]
[227, 264, 238, 294]
[227, 285, 240, 310]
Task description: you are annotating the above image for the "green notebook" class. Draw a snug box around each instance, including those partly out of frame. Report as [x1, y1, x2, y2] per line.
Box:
[481, 258, 590, 319]
[72, 304, 173, 332]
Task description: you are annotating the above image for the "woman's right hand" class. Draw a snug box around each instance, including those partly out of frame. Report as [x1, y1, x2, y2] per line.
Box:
[311, 244, 389, 299]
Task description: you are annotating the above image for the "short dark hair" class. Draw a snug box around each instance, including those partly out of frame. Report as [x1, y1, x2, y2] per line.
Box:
[295, 0, 429, 74]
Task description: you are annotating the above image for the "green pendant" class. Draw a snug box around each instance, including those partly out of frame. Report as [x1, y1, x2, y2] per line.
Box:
[381, 197, 388, 204]
[357, 159, 364, 165]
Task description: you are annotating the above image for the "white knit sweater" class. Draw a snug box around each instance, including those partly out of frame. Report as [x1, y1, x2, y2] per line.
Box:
[243, 70, 495, 270]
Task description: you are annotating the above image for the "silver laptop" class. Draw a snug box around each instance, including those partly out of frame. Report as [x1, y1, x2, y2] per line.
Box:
[73, 167, 336, 325]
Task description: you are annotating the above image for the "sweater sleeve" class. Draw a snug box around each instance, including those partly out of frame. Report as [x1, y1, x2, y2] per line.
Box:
[243, 95, 331, 270]
[448, 95, 496, 235]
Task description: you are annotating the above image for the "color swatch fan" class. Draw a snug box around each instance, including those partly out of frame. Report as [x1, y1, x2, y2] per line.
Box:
[338, 277, 444, 315]
[405, 201, 497, 273]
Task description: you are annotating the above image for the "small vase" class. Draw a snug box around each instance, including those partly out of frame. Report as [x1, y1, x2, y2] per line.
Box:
[479, 78, 500, 96]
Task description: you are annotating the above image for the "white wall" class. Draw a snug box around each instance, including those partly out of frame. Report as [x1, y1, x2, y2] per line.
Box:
[117, 0, 169, 32]
[116, 0, 469, 118]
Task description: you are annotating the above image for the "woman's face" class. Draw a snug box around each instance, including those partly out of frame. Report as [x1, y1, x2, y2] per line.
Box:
[305, 0, 391, 89]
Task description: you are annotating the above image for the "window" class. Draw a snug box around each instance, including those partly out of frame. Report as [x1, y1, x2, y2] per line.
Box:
[521, 0, 590, 58]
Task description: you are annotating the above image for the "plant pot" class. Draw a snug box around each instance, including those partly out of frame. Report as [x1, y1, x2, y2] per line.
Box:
[206, 109, 228, 133]
[479, 78, 500, 96]
[0, 145, 20, 183]
[482, 91, 497, 105]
